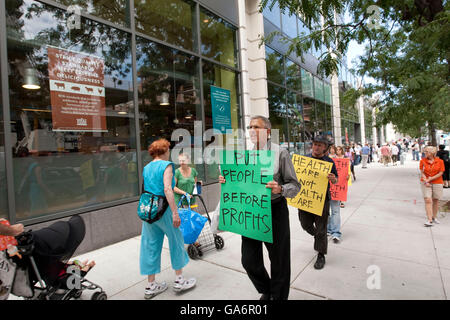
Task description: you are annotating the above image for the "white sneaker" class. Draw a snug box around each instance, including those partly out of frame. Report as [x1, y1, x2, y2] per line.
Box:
[173, 277, 196, 293]
[144, 281, 167, 299]
[424, 221, 433, 227]
[432, 218, 440, 224]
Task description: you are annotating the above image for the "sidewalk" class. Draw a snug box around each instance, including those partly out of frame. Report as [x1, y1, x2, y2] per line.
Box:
[18, 155, 450, 300]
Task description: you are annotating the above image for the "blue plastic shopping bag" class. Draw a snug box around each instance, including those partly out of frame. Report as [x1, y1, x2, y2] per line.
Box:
[177, 195, 208, 244]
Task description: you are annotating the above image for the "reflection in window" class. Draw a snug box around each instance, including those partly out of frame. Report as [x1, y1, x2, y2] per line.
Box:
[200, 8, 237, 68]
[301, 68, 313, 97]
[54, 0, 130, 27]
[286, 59, 301, 92]
[7, 0, 137, 221]
[267, 83, 288, 148]
[262, 3, 281, 28]
[314, 77, 324, 102]
[135, 0, 197, 52]
[0, 59, 7, 219]
[281, 11, 297, 39]
[303, 96, 315, 154]
[202, 61, 242, 181]
[297, 17, 310, 37]
[326, 104, 333, 137]
[316, 102, 326, 136]
[287, 92, 305, 155]
[136, 38, 203, 180]
[266, 46, 285, 86]
[324, 83, 332, 105]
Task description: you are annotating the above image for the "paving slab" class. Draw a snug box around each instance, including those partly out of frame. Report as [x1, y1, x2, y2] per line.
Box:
[291, 245, 446, 300]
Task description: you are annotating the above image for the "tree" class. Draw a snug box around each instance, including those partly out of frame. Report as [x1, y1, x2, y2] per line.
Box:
[260, 0, 450, 144]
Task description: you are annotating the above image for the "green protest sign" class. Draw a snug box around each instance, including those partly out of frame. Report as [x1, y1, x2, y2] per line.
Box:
[219, 150, 274, 243]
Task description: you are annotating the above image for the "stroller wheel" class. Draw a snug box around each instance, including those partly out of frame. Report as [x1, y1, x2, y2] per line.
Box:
[187, 244, 200, 259]
[91, 291, 107, 300]
[72, 289, 83, 299]
[214, 236, 224, 250]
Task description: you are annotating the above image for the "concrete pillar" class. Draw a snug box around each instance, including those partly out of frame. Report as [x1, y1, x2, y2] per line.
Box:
[331, 72, 342, 146]
[239, 0, 268, 121]
[372, 107, 377, 145]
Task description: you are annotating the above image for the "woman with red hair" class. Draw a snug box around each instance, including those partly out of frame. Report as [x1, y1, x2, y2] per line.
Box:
[139, 139, 196, 299]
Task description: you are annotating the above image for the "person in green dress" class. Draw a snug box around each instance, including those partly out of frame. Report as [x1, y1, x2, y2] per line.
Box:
[174, 153, 199, 207]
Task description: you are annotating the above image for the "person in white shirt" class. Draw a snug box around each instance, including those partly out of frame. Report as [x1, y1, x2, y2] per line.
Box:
[355, 144, 362, 165]
[391, 143, 399, 165]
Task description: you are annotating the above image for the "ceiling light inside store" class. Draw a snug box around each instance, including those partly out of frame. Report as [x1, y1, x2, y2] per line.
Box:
[22, 67, 40, 90]
[118, 111, 127, 115]
[160, 92, 170, 105]
[185, 110, 193, 119]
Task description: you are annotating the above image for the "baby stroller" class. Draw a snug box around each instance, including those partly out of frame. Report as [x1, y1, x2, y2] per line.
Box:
[4, 215, 106, 300]
[184, 195, 225, 259]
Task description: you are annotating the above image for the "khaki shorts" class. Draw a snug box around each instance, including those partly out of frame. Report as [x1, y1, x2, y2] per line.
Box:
[421, 183, 443, 200]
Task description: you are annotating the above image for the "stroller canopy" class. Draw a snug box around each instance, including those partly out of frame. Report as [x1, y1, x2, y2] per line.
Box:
[32, 215, 85, 261]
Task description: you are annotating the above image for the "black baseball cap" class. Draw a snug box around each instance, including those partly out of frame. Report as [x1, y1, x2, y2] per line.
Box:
[313, 135, 331, 147]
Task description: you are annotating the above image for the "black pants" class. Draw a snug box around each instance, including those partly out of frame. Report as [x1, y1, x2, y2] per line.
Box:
[298, 199, 330, 255]
[241, 197, 290, 300]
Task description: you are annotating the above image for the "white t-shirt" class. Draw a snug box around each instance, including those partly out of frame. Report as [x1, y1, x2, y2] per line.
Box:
[391, 145, 399, 155]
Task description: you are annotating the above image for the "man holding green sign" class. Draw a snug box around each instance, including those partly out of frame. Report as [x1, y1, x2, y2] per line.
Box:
[219, 116, 300, 300]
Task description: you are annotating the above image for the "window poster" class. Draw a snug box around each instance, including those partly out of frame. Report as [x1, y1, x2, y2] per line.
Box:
[48, 46, 107, 132]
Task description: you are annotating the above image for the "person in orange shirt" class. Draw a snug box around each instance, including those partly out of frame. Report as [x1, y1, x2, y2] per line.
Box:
[420, 146, 445, 227]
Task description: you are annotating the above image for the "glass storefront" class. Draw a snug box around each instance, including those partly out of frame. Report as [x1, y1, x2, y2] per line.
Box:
[266, 46, 284, 86]
[0, 57, 7, 219]
[281, 11, 297, 39]
[266, 44, 334, 155]
[2, 0, 241, 223]
[135, 0, 197, 52]
[202, 61, 241, 181]
[267, 83, 288, 147]
[200, 7, 238, 68]
[262, 3, 281, 28]
[55, 0, 131, 27]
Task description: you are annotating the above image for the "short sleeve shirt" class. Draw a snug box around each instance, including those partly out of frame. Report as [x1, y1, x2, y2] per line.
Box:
[174, 167, 198, 206]
[420, 157, 445, 184]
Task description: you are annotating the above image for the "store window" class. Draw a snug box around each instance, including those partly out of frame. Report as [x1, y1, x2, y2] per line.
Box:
[262, 2, 281, 28]
[0, 60, 7, 219]
[267, 83, 288, 148]
[287, 92, 305, 155]
[297, 17, 310, 37]
[314, 77, 325, 102]
[326, 104, 333, 137]
[316, 102, 326, 136]
[265, 46, 284, 86]
[6, 0, 137, 221]
[202, 61, 241, 182]
[54, 0, 131, 27]
[301, 68, 313, 97]
[135, 0, 197, 52]
[285, 59, 301, 92]
[200, 8, 238, 68]
[324, 83, 332, 105]
[281, 11, 297, 39]
[136, 38, 203, 181]
[303, 96, 315, 154]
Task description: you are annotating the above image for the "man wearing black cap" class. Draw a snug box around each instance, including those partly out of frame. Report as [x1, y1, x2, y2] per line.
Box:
[298, 135, 338, 270]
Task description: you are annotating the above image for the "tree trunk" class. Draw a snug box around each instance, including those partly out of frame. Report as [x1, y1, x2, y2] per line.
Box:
[429, 122, 437, 146]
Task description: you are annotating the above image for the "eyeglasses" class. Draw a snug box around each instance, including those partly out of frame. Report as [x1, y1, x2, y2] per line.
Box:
[247, 125, 266, 130]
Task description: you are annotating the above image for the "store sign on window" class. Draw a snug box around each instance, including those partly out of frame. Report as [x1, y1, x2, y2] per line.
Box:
[210, 85, 232, 134]
[48, 46, 107, 132]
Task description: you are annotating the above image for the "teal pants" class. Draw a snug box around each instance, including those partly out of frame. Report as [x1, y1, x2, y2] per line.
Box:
[140, 207, 189, 275]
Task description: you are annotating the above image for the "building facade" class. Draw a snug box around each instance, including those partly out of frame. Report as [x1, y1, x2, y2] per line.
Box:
[0, 0, 375, 253]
